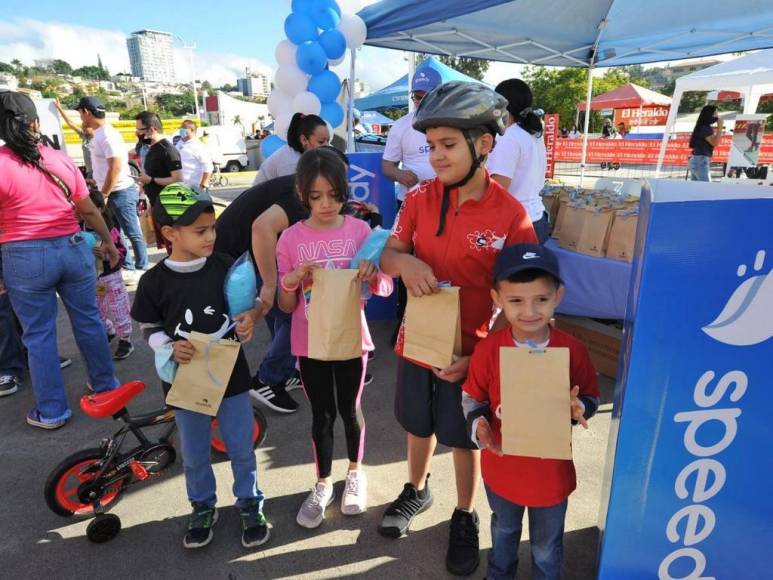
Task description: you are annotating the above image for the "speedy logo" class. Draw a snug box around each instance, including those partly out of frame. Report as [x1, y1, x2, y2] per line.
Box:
[348, 163, 376, 202]
[702, 250, 773, 346]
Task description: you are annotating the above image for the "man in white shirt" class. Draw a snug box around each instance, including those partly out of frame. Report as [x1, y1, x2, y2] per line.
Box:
[381, 67, 442, 204]
[176, 120, 213, 189]
[76, 96, 147, 274]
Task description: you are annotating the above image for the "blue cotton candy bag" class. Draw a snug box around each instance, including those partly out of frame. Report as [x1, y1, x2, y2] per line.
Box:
[224, 252, 259, 319]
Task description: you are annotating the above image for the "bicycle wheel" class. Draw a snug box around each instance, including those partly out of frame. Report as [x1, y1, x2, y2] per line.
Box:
[210, 406, 268, 456]
[44, 448, 125, 517]
[218, 175, 229, 187]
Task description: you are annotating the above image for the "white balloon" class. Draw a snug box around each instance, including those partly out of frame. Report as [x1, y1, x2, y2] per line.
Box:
[329, 54, 346, 66]
[275, 65, 309, 97]
[275, 40, 298, 66]
[274, 112, 294, 141]
[337, 14, 367, 49]
[267, 89, 293, 118]
[293, 91, 322, 115]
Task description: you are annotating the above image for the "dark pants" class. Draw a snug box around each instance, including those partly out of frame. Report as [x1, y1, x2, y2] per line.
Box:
[0, 252, 26, 378]
[298, 355, 367, 478]
[533, 212, 550, 244]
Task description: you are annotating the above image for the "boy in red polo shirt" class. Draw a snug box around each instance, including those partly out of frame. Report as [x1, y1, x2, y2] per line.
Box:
[378, 81, 537, 577]
[463, 243, 600, 580]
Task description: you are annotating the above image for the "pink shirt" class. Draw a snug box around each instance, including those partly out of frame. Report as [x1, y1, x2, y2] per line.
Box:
[0, 145, 89, 243]
[276, 215, 394, 357]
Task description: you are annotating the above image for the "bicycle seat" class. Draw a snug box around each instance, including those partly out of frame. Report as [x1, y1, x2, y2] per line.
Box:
[80, 381, 146, 418]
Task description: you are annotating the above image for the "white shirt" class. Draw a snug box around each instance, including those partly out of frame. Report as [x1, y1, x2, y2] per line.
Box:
[176, 137, 214, 187]
[90, 124, 134, 193]
[253, 144, 301, 186]
[382, 111, 435, 201]
[487, 123, 547, 223]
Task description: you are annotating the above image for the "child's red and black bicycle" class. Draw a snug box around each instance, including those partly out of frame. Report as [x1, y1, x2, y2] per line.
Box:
[44, 380, 267, 543]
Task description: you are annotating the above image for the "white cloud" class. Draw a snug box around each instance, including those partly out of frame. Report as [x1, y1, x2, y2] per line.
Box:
[0, 18, 272, 87]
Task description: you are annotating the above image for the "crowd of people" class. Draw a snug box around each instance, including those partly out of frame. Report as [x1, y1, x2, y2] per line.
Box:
[0, 74, 599, 580]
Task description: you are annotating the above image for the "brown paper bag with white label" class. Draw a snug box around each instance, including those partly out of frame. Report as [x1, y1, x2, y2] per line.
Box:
[499, 346, 572, 460]
[403, 287, 462, 369]
[308, 268, 362, 361]
[166, 331, 240, 416]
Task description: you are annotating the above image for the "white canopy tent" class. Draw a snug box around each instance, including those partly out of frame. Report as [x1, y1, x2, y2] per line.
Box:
[656, 48, 773, 174]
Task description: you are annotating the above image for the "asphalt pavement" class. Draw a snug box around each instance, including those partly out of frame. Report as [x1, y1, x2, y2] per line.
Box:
[0, 173, 615, 579]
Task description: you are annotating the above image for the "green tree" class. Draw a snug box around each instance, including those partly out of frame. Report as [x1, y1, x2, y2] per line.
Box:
[435, 56, 490, 81]
[155, 90, 196, 117]
[661, 80, 707, 114]
[620, 65, 649, 87]
[72, 65, 110, 81]
[0, 61, 15, 73]
[200, 80, 214, 97]
[49, 59, 73, 75]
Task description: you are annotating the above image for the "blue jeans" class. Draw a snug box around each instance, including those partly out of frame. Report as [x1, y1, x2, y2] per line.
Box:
[485, 486, 568, 580]
[0, 252, 26, 378]
[688, 155, 711, 182]
[254, 269, 295, 385]
[107, 184, 148, 271]
[2, 234, 119, 422]
[174, 392, 263, 508]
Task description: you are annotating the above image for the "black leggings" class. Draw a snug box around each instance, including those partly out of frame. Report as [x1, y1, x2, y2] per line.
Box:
[299, 356, 367, 478]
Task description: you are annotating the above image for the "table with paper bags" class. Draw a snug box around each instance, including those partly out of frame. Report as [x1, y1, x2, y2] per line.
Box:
[544, 186, 639, 262]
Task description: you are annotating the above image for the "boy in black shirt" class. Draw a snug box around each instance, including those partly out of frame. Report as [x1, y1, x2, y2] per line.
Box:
[131, 184, 268, 550]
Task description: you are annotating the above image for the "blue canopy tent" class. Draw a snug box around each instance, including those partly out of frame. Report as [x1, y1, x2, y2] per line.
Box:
[360, 110, 395, 127]
[354, 0, 773, 182]
[354, 55, 486, 112]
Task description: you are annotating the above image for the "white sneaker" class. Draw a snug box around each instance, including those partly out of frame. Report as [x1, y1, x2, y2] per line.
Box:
[296, 482, 335, 528]
[341, 470, 368, 515]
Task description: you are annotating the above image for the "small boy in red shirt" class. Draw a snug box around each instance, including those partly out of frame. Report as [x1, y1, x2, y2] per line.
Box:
[462, 243, 600, 580]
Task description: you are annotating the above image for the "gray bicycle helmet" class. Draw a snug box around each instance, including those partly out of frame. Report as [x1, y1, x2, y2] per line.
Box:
[412, 81, 508, 136]
[412, 82, 509, 236]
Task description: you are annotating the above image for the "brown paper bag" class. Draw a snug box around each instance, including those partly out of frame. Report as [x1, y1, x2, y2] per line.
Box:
[140, 213, 157, 246]
[403, 287, 462, 369]
[308, 269, 362, 361]
[606, 210, 639, 262]
[166, 331, 241, 416]
[576, 207, 615, 258]
[550, 200, 568, 239]
[557, 204, 586, 251]
[499, 346, 572, 459]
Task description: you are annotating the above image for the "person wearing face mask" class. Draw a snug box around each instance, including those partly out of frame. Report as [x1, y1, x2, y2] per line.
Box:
[688, 105, 724, 182]
[252, 113, 330, 186]
[0, 91, 121, 429]
[176, 120, 213, 190]
[133, 111, 183, 207]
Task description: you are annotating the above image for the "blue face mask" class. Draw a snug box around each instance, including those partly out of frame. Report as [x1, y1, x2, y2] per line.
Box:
[154, 344, 178, 384]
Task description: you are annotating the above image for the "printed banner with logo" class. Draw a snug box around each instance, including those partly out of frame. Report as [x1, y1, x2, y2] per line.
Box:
[543, 113, 559, 178]
[597, 180, 773, 579]
[614, 106, 670, 128]
[555, 135, 773, 166]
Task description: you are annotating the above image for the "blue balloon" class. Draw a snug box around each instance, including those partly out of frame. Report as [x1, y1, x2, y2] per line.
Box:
[296, 41, 328, 75]
[319, 29, 346, 60]
[313, 6, 340, 31]
[261, 135, 285, 159]
[317, 0, 341, 17]
[291, 0, 314, 14]
[284, 12, 318, 45]
[320, 102, 344, 128]
[308, 70, 341, 104]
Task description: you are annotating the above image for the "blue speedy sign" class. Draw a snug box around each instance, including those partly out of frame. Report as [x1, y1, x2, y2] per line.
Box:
[597, 180, 773, 579]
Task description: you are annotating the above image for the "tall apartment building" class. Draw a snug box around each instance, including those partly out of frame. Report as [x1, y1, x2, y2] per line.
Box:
[237, 68, 271, 97]
[126, 30, 176, 83]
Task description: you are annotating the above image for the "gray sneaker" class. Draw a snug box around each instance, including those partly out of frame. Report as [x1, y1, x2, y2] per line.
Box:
[0, 375, 20, 397]
[296, 482, 335, 529]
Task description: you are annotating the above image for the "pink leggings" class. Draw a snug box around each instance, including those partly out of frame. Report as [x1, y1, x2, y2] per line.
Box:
[96, 271, 132, 339]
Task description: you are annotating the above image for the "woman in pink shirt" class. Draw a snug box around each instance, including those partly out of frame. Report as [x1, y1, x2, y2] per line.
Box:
[0, 92, 120, 429]
[276, 148, 392, 528]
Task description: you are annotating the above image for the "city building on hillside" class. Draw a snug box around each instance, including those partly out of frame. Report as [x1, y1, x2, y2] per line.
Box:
[236, 68, 271, 98]
[127, 29, 176, 83]
[647, 58, 722, 89]
[0, 73, 19, 92]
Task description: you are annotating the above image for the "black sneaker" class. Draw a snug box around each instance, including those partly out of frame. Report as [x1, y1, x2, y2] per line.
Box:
[284, 369, 303, 392]
[107, 332, 116, 343]
[249, 378, 299, 413]
[59, 356, 72, 369]
[363, 373, 374, 386]
[378, 475, 433, 538]
[0, 375, 20, 397]
[113, 339, 134, 360]
[367, 350, 375, 361]
[446, 508, 480, 576]
[239, 500, 270, 548]
[183, 503, 218, 549]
